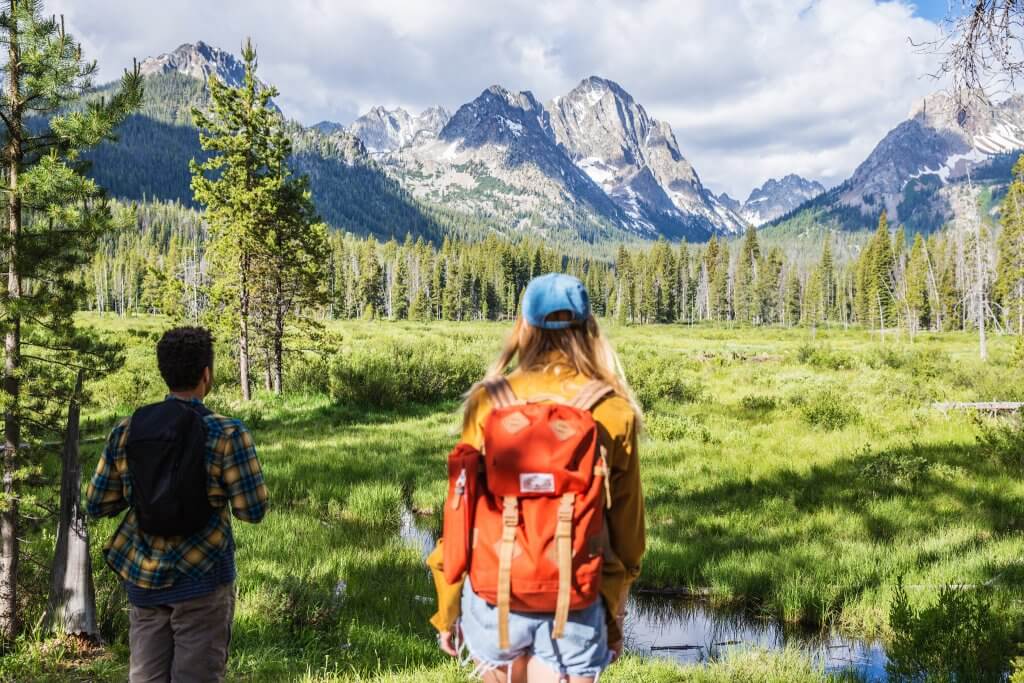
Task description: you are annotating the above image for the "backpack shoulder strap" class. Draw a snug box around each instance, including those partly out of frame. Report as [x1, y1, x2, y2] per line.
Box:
[569, 379, 615, 412]
[481, 376, 519, 410]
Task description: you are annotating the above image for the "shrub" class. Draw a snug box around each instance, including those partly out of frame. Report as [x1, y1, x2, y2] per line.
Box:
[796, 344, 856, 371]
[626, 355, 703, 410]
[800, 388, 859, 430]
[859, 443, 932, 491]
[647, 414, 692, 441]
[887, 578, 1013, 683]
[740, 394, 779, 412]
[977, 415, 1024, 472]
[329, 342, 485, 408]
[286, 354, 331, 395]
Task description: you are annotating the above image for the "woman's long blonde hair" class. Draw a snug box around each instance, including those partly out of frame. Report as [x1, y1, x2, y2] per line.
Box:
[463, 314, 642, 430]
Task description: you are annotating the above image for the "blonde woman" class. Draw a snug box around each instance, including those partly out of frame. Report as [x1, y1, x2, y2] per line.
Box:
[427, 273, 645, 683]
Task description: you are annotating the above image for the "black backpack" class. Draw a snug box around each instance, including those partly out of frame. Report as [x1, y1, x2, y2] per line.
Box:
[126, 400, 216, 537]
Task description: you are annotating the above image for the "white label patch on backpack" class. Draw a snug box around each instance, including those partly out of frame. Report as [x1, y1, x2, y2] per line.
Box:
[520, 473, 555, 494]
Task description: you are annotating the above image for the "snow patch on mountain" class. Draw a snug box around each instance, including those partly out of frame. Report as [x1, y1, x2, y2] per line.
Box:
[348, 105, 451, 154]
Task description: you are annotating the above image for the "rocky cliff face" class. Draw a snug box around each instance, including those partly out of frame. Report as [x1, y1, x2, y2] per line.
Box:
[139, 41, 248, 87]
[741, 175, 825, 225]
[546, 76, 746, 236]
[348, 106, 451, 154]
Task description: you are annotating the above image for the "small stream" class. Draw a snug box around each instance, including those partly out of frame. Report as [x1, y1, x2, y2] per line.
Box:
[399, 510, 889, 680]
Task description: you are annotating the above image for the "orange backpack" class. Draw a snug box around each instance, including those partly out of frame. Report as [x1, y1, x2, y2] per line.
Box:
[442, 377, 613, 649]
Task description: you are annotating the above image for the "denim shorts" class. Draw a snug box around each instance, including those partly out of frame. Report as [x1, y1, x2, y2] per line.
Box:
[460, 579, 612, 678]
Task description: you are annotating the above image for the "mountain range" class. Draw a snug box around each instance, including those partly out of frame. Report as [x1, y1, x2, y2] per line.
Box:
[718, 175, 826, 226]
[89, 41, 1024, 244]
[767, 92, 1024, 234]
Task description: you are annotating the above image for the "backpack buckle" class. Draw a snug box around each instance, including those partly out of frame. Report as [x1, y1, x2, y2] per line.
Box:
[557, 493, 574, 523]
[502, 496, 518, 526]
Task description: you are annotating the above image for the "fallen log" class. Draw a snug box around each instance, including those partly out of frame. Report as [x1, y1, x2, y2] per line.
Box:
[933, 402, 1024, 414]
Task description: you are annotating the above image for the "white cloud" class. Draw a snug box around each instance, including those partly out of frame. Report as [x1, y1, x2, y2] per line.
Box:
[48, 0, 946, 198]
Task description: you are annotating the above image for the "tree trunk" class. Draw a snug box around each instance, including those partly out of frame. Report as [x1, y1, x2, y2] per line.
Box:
[976, 220, 988, 361]
[45, 371, 98, 638]
[272, 304, 283, 395]
[1, 6, 22, 640]
[239, 253, 252, 401]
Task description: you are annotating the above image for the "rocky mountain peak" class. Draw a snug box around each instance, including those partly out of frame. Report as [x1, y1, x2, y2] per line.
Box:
[349, 105, 451, 154]
[547, 75, 743, 237]
[139, 41, 247, 87]
[741, 175, 825, 226]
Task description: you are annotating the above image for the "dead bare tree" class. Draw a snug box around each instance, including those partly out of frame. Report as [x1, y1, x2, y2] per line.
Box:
[44, 371, 99, 639]
[923, 1, 1024, 106]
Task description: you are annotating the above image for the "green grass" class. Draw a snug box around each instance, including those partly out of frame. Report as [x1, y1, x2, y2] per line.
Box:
[7, 314, 1024, 681]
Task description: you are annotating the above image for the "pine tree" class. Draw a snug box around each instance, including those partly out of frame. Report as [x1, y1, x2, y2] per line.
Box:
[785, 268, 802, 326]
[905, 233, 931, 338]
[710, 242, 731, 322]
[996, 154, 1024, 335]
[357, 239, 384, 318]
[865, 211, 897, 331]
[820, 236, 836, 321]
[733, 225, 760, 324]
[392, 252, 410, 320]
[0, 0, 142, 637]
[251, 161, 328, 393]
[191, 38, 283, 400]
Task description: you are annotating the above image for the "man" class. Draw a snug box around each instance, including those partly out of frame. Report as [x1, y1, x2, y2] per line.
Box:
[88, 326, 268, 682]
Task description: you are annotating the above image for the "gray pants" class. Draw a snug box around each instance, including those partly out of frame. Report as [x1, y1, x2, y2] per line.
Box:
[128, 582, 235, 683]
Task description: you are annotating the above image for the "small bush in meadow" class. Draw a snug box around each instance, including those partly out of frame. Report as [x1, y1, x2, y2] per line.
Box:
[796, 344, 857, 371]
[646, 414, 694, 441]
[329, 342, 485, 408]
[887, 578, 1014, 683]
[800, 388, 859, 430]
[859, 443, 932, 491]
[286, 354, 332, 395]
[977, 415, 1024, 472]
[626, 355, 703, 410]
[740, 394, 779, 412]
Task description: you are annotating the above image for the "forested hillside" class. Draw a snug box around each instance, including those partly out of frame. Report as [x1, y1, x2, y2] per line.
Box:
[83, 72, 474, 242]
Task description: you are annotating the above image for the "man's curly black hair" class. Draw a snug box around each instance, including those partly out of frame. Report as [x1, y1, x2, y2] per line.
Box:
[157, 327, 214, 392]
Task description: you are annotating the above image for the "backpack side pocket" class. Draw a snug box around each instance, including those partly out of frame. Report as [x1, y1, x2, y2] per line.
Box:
[442, 442, 481, 584]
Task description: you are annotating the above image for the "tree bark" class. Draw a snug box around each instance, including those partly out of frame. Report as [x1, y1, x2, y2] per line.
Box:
[239, 252, 252, 401]
[45, 371, 98, 638]
[1, 2, 22, 639]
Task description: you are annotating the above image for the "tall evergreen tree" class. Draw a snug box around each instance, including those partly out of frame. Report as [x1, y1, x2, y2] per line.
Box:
[0, 0, 142, 637]
[996, 154, 1024, 335]
[733, 225, 760, 324]
[905, 233, 931, 337]
[191, 38, 282, 400]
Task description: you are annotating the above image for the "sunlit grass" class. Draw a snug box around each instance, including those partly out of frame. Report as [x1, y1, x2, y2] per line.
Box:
[9, 315, 1024, 680]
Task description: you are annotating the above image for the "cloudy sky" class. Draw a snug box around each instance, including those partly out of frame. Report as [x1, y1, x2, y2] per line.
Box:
[49, 0, 954, 200]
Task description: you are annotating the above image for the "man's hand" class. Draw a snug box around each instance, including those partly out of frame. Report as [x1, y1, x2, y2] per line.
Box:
[438, 629, 459, 657]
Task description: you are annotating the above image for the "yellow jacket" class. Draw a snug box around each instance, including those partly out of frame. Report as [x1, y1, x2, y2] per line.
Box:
[426, 354, 645, 648]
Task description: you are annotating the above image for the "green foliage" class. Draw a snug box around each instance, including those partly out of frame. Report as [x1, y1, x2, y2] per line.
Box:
[0, 0, 143, 636]
[741, 394, 780, 412]
[801, 388, 859, 430]
[858, 443, 932, 491]
[887, 578, 1014, 682]
[976, 415, 1024, 472]
[796, 344, 857, 370]
[625, 355, 703, 410]
[328, 342, 485, 408]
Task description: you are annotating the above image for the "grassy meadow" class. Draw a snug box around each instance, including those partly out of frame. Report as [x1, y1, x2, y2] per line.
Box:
[7, 314, 1024, 681]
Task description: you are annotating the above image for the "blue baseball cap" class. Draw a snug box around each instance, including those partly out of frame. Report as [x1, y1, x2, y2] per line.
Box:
[522, 273, 590, 330]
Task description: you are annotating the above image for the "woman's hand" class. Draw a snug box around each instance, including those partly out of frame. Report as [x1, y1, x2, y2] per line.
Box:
[438, 629, 459, 657]
[609, 638, 623, 663]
